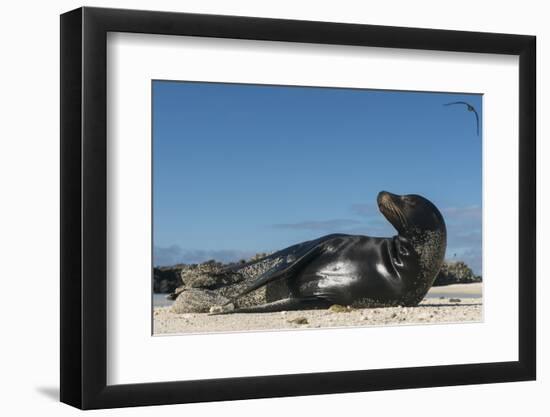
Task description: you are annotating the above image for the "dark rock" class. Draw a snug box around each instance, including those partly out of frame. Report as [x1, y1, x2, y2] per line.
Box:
[153, 267, 184, 293]
[433, 261, 481, 286]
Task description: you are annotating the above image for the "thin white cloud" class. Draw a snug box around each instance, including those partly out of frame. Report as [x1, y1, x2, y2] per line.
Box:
[272, 219, 361, 231]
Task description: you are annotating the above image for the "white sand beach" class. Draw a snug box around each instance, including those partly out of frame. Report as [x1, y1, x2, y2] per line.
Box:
[153, 283, 482, 335]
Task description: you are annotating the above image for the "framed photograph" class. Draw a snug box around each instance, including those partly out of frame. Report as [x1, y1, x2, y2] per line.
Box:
[60, 6, 536, 409]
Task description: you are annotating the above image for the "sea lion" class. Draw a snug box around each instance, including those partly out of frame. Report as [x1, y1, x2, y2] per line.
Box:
[216, 191, 447, 314]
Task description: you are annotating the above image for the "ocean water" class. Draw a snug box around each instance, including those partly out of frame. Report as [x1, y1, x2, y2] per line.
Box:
[153, 293, 174, 307]
[425, 291, 482, 299]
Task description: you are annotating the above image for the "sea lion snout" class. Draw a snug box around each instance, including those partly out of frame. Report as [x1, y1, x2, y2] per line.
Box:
[377, 191, 406, 232]
[377, 191, 399, 207]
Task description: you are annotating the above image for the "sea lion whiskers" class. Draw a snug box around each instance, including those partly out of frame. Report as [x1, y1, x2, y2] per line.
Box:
[384, 199, 408, 229]
[392, 204, 408, 228]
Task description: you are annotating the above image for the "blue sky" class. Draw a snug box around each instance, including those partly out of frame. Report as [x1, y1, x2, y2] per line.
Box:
[153, 81, 482, 274]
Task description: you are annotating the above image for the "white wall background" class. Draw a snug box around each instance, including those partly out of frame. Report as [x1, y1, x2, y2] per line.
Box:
[0, 0, 545, 415]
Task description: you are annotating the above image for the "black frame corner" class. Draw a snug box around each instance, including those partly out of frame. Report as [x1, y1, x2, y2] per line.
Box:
[60, 6, 536, 409]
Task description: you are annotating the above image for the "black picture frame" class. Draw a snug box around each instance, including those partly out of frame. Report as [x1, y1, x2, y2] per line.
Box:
[60, 6, 536, 410]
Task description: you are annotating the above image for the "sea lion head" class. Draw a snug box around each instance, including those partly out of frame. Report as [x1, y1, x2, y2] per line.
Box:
[377, 191, 446, 238]
[377, 191, 447, 303]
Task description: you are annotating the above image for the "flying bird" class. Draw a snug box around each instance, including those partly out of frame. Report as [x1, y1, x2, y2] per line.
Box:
[444, 101, 480, 136]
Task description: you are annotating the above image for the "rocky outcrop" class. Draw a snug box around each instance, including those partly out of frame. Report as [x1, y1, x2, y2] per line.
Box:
[171, 289, 231, 314]
[153, 255, 281, 314]
[433, 261, 481, 286]
[153, 266, 184, 293]
[153, 257, 274, 293]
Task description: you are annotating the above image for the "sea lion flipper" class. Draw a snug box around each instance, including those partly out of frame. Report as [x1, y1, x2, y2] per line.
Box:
[220, 236, 332, 273]
[210, 297, 330, 315]
[231, 244, 324, 301]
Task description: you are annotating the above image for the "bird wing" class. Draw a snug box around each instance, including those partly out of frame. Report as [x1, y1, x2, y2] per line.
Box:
[444, 101, 480, 136]
[472, 108, 480, 135]
[443, 101, 469, 106]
